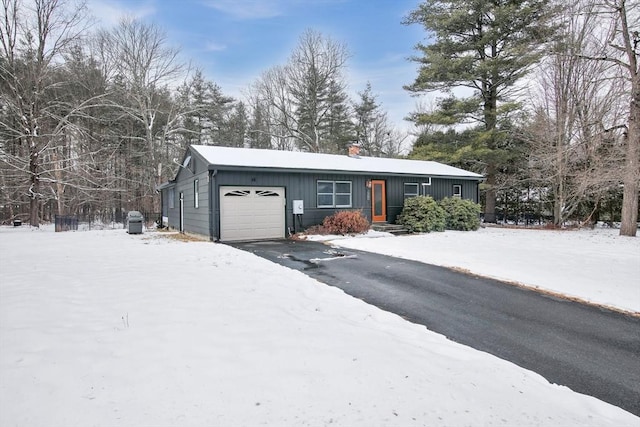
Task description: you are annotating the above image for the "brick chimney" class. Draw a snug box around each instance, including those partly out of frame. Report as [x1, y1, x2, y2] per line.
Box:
[348, 143, 361, 157]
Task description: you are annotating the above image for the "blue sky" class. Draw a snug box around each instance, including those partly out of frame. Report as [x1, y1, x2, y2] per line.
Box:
[87, 0, 429, 132]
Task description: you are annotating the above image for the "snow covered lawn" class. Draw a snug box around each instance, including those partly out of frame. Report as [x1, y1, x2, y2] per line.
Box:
[324, 226, 640, 314]
[0, 226, 638, 426]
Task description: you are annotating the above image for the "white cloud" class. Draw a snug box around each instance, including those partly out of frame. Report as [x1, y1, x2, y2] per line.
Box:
[201, 0, 285, 19]
[87, 0, 156, 27]
[201, 0, 346, 19]
[205, 41, 227, 52]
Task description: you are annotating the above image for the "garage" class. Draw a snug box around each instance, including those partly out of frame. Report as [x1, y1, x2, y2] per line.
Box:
[219, 186, 286, 241]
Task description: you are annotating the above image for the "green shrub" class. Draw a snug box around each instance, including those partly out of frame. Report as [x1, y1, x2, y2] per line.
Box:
[439, 197, 482, 231]
[396, 196, 446, 233]
[322, 210, 370, 235]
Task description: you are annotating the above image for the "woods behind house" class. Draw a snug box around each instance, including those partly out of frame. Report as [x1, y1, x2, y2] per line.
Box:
[1, 0, 638, 235]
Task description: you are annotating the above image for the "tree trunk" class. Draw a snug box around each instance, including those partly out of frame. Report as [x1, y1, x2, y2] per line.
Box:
[484, 162, 497, 223]
[554, 131, 564, 227]
[483, 85, 498, 223]
[619, 81, 639, 236]
[553, 189, 563, 227]
[29, 148, 40, 227]
[52, 150, 66, 215]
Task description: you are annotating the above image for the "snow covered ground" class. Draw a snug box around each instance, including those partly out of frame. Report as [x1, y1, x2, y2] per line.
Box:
[320, 226, 640, 314]
[0, 225, 638, 426]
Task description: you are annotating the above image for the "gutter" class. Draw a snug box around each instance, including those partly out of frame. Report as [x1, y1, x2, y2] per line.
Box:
[206, 165, 483, 181]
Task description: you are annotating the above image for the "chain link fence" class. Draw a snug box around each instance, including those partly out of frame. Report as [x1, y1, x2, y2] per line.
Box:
[52, 212, 161, 232]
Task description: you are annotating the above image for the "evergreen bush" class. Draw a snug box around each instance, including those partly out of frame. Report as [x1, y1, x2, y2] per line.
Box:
[396, 196, 446, 233]
[439, 197, 482, 231]
[322, 210, 370, 235]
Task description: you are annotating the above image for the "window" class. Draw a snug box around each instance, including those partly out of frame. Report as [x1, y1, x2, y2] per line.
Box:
[224, 190, 250, 197]
[168, 188, 175, 209]
[194, 179, 199, 208]
[335, 181, 352, 207]
[404, 183, 419, 199]
[453, 184, 462, 198]
[317, 180, 352, 208]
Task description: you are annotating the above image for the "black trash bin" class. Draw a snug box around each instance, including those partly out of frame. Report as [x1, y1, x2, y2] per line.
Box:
[13, 219, 22, 227]
[126, 211, 144, 234]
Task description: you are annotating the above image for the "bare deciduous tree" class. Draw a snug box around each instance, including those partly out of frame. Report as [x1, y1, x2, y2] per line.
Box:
[249, 29, 351, 153]
[98, 17, 186, 212]
[527, 0, 627, 226]
[0, 0, 95, 226]
[579, 0, 639, 236]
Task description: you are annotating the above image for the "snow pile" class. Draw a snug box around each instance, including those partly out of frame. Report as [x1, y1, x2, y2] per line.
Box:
[329, 227, 640, 314]
[0, 226, 637, 426]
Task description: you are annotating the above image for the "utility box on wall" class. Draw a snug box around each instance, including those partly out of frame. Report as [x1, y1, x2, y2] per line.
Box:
[293, 200, 304, 214]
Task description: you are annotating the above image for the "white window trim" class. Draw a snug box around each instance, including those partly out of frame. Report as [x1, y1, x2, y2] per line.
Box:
[317, 180, 352, 208]
[453, 184, 462, 198]
[404, 183, 419, 198]
[194, 179, 199, 208]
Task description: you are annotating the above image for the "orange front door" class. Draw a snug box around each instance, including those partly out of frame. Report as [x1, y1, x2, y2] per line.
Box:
[371, 180, 386, 222]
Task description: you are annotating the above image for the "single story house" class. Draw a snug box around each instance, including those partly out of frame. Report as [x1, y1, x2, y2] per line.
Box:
[158, 145, 483, 241]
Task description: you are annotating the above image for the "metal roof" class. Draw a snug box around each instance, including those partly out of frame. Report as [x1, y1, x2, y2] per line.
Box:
[189, 145, 483, 179]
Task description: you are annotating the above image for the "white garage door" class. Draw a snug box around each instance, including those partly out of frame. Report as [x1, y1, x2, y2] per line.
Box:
[220, 186, 285, 241]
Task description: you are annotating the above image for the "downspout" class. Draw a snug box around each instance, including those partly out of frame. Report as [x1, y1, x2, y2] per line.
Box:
[209, 169, 217, 241]
[159, 189, 164, 228]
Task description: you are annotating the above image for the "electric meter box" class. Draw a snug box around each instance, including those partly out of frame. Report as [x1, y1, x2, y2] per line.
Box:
[293, 200, 304, 214]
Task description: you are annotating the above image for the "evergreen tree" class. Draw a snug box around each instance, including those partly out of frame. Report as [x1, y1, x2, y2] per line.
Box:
[410, 128, 478, 170]
[324, 79, 354, 154]
[404, 0, 559, 222]
[247, 100, 273, 149]
[249, 29, 350, 153]
[223, 101, 248, 148]
[353, 82, 396, 157]
[178, 70, 235, 146]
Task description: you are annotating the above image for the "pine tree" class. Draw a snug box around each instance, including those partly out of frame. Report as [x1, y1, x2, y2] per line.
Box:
[247, 100, 273, 149]
[324, 79, 354, 154]
[353, 82, 396, 157]
[223, 101, 248, 148]
[404, 0, 559, 222]
[249, 29, 350, 153]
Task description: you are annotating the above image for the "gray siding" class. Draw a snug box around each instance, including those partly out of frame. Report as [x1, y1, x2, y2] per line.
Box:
[161, 186, 170, 224]
[165, 187, 179, 230]
[379, 176, 478, 223]
[162, 148, 211, 236]
[175, 171, 209, 236]
[210, 170, 479, 240]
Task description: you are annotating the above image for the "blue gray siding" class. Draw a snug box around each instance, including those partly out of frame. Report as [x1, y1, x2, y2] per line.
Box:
[163, 151, 210, 237]
[210, 169, 479, 240]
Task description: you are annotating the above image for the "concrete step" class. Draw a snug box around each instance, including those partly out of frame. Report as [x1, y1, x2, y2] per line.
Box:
[371, 223, 410, 235]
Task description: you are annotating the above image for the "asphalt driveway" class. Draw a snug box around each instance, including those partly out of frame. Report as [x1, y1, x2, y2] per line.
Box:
[229, 239, 640, 417]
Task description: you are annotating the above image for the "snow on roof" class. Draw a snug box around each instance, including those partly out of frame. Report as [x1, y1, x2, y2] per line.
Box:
[190, 145, 483, 178]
